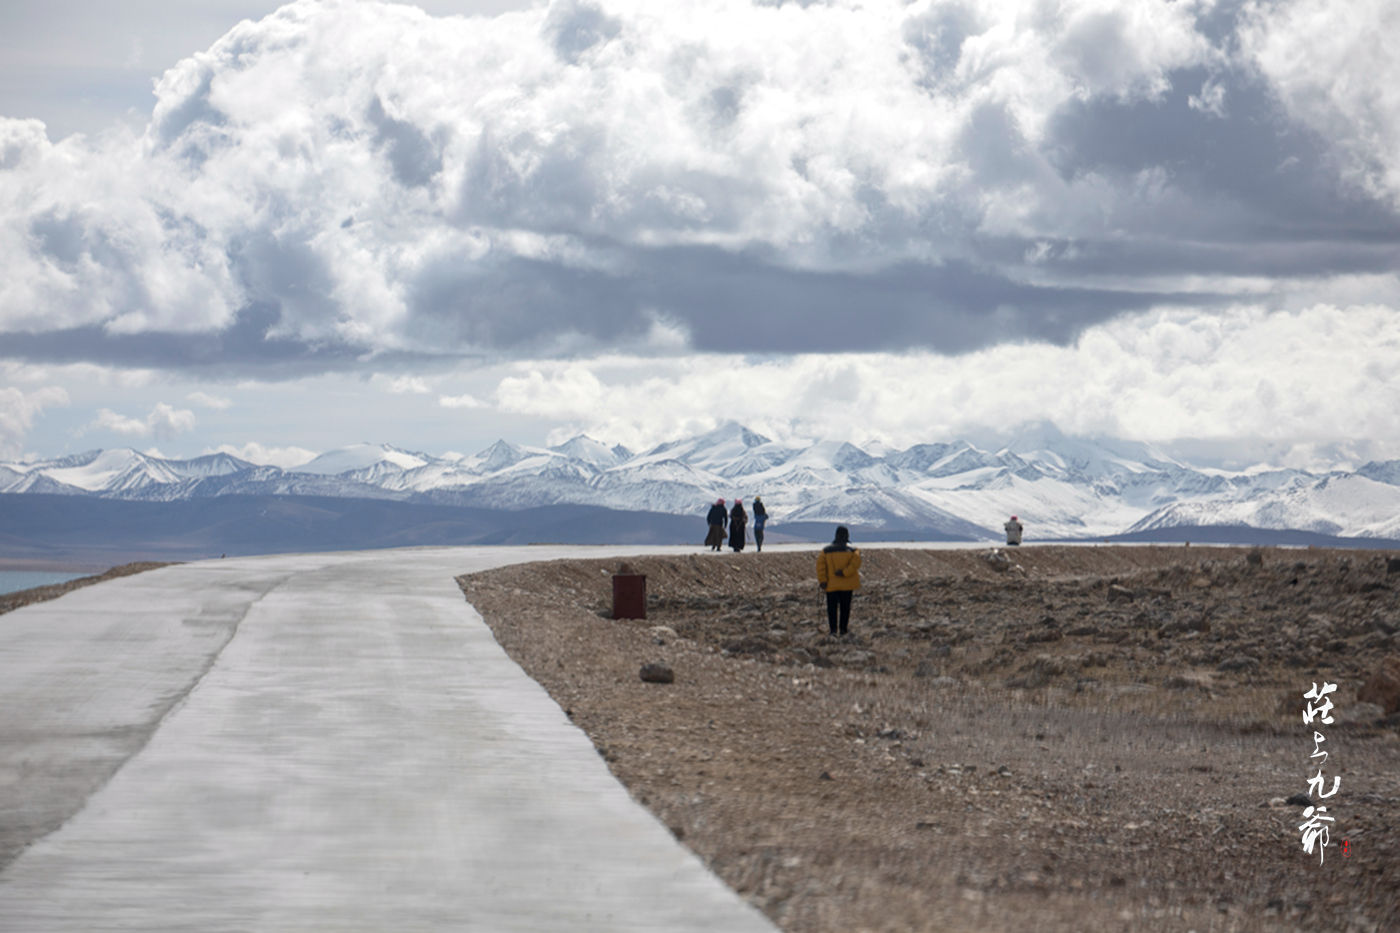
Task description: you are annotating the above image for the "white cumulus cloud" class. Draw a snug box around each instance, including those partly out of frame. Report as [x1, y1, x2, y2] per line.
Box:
[438, 393, 486, 409]
[90, 402, 197, 439]
[0, 384, 69, 457]
[3, 0, 1387, 368]
[493, 302, 1400, 459]
[210, 441, 317, 468]
[1241, 0, 1400, 205]
[187, 390, 232, 409]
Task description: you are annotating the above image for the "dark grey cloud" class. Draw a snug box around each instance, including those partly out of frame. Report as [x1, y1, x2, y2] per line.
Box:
[0, 304, 364, 376]
[368, 97, 442, 188]
[543, 0, 622, 65]
[399, 240, 1220, 356]
[1046, 66, 1393, 234]
[902, 1, 982, 91]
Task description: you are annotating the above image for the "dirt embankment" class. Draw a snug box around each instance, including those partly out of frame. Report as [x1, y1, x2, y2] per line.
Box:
[460, 545, 1400, 933]
[0, 563, 174, 617]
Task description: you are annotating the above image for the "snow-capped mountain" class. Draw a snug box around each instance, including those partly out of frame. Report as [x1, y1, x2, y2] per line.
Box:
[4, 424, 1399, 542]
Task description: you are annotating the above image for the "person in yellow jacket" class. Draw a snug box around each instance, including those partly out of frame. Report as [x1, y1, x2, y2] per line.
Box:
[816, 525, 861, 636]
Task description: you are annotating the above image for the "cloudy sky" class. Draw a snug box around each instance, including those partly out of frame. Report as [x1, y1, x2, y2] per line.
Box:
[1, 0, 1397, 469]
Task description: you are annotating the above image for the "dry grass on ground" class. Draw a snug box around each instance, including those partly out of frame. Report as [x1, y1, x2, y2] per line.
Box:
[459, 545, 1400, 933]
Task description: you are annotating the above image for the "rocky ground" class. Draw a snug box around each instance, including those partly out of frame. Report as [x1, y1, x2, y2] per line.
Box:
[459, 545, 1400, 933]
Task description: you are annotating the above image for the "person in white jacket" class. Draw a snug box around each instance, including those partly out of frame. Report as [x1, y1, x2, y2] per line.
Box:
[1004, 515, 1024, 546]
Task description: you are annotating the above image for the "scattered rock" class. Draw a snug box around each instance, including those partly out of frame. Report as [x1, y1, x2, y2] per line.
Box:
[1216, 655, 1259, 673]
[1356, 655, 1400, 714]
[985, 549, 1012, 573]
[649, 625, 679, 644]
[639, 662, 675, 684]
[1336, 701, 1385, 724]
[1285, 793, 1313, 807]
[912, 660, 939, 678]
[1007, 655, 1069, 688]
[1158, 613, 1210, 638]
[1387, 557, 1400, 575]
[463, 545, 1400, 928]
[1246, 548, 1263, 567]
[1106, 584, 1135, 604]
[722, 635, 772, 656]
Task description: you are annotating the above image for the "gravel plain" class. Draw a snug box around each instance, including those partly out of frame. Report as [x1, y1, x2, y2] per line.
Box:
[460, 545, 1400, 932]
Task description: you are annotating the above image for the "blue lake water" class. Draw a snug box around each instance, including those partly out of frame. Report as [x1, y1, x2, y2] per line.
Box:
[0, 571, 88, 596]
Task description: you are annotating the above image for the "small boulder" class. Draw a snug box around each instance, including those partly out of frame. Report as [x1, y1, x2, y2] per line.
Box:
[1357, 655, 1400, 714]
[639, 662, 675, 684]
[1106, 584, 1136, 604]
[985, 549, 1012, 573]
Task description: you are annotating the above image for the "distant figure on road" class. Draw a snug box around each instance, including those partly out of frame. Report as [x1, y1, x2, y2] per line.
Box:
[1005, 515, 1024, 546]
[817, 525, 861, 636]
[705, 499, 727, 551]
[752, 496, 768, 552]
[729, 499, 748, 552]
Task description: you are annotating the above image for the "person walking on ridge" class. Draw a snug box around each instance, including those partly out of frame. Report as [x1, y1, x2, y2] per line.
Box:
[729, 498, 748, 552]
[752, 496, 768, 552]
[817, 525, 861, 636]
[705, 499, 727, 551]
[1004, 514, 1024, 546]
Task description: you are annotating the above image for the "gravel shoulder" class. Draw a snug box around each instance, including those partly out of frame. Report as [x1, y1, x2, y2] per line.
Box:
[459, 545, 1400, 933]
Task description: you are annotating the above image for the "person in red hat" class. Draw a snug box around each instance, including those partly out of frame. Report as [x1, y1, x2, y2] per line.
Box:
[705, 498, 727, 551]
[1004, 514, 1024, 546]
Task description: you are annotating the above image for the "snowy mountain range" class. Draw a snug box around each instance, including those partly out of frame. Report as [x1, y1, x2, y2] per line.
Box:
[5, 422, 1400, 542]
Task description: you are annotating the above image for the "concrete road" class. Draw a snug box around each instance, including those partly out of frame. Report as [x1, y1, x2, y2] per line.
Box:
[0, 546, 777, 932]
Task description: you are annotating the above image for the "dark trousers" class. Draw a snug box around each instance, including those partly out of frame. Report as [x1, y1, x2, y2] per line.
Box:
[826, 590, 852, 634]
[754, 527, 765, 551]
